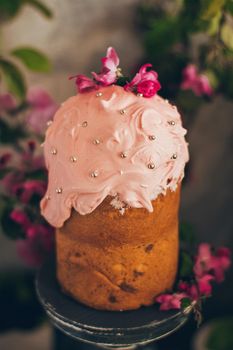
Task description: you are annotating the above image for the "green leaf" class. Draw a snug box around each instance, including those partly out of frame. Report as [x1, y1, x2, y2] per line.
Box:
[0, 0, 22, 22]
[221, 23, 233, 51]
[180, 251, 193, 278]
[200, 0, 226, 20]
[207, 11, 222, 35]
[0, 59, 26, 100]
[180, 222, 196, 245]
[116, 76, 130, 87]
[0, 119, 27, 145]
[0, 205, 26, 240]
[0, 168, 14, 180]
[206, 318, 233, 350]
[11, 47, 51, 72]
[222, 67, 233, 98]
[203, 69, 219, 89]
[25, 0, 53, 18]
[225, 0, 233, 15]
[145, 17, 181, 55]
[181, 297, 191, 309]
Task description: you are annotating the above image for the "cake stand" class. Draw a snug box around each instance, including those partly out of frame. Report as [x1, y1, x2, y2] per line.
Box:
[36, 255, 193, 350]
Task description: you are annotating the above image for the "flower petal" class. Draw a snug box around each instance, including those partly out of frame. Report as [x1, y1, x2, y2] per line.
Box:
[106, 47, 119, 67]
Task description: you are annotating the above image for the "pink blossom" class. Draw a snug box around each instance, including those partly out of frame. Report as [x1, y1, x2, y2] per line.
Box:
[0, 93, 16, 112]
[1, 172, 23, 195]
[178, 281, 199, 300]
[10, 209, 30, 229]
[17, 224, 54, 267]
[70, 74, 98, 93]
[124, 63, 161, 97]
[137, 80, 161, 98]
[26, 87, 58, 134]
[20, 141, 45, 171]
[189, 284, 199, 300]
[216, 247, 231, 269]
[197, 274, 214, 296]
[21, 152, 45, 171]
[27, 140, 36, 153]
[197, 75, 213, 96]
[0, 153, 12, 169]
[181, 64, 213, 97]
[156, 292, 188, 311]
[194, 243, 213, 278]
[92, 47, 120, 86]
[194, 243, 231, 283]
[13, 180, 46, 204]
[212, 247, 231, 282]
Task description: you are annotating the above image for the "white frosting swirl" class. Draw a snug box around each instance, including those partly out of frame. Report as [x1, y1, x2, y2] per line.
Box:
[40, 85, 189, 227]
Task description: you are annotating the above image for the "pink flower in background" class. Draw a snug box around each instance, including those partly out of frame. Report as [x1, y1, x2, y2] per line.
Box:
[14, 180, 46, 204]
[92, 47, 120, 86]
[156, 243, 231, 311]
[0, 153, 12, 169]
[10, 209, 30, 230]
[26, 87, 58, 133]
[181, 64, 213, 97]
[156, 293, 188, 311]
[21, 141, 45, 171]
[0, 93, 16, 113]
[194, 243, 213, 278]
[124, 63, 161, 97]
[1, 172, 23, 195]
[212, 247, 231, 282]
[70, 74, 98, 93]
[17, 224, 54, 267]
[216, 247, 231, 270]
[194, 243, 231, 282]
[197, 274, 214, 296]
[178, 281, 199, 300]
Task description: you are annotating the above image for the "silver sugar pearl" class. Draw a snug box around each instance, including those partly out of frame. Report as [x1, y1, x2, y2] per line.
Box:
[93, 139, 100, 145]
[172, 153, 177, 159]
[140, 184, 148, 188]
[56, 187, 63, 194]
[47, 120, 53, 126]
[96, 92, 103, 97]
[82, 121, 88, 127]
[148, 162, 155, 169]
[165, 99, 169, 104]
[51, 148, 57, 155]
[120, 109, 126, 115]
[70, 156, 77, 163]
[91, 170, 99, 178]
[149, 135, 156, 140]
[46, 195, 51, 200]
[137, 93, 143, 97]
[168, 120, 176, 126]
[120, 152, 127, 158]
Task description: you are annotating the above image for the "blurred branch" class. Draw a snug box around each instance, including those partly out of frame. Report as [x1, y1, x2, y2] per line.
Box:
[24, 0, 53, 19]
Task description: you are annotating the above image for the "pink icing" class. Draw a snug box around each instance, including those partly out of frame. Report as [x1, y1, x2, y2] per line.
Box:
[40, 85, 189, 228]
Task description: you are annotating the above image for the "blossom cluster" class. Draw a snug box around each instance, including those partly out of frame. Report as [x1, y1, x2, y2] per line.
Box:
[0, 141, 54, 267]
[0, 87, 57, 267]
[156, 243, 231, 311]
[70, 47, 161, 98]
[181, 64, 213, 97]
